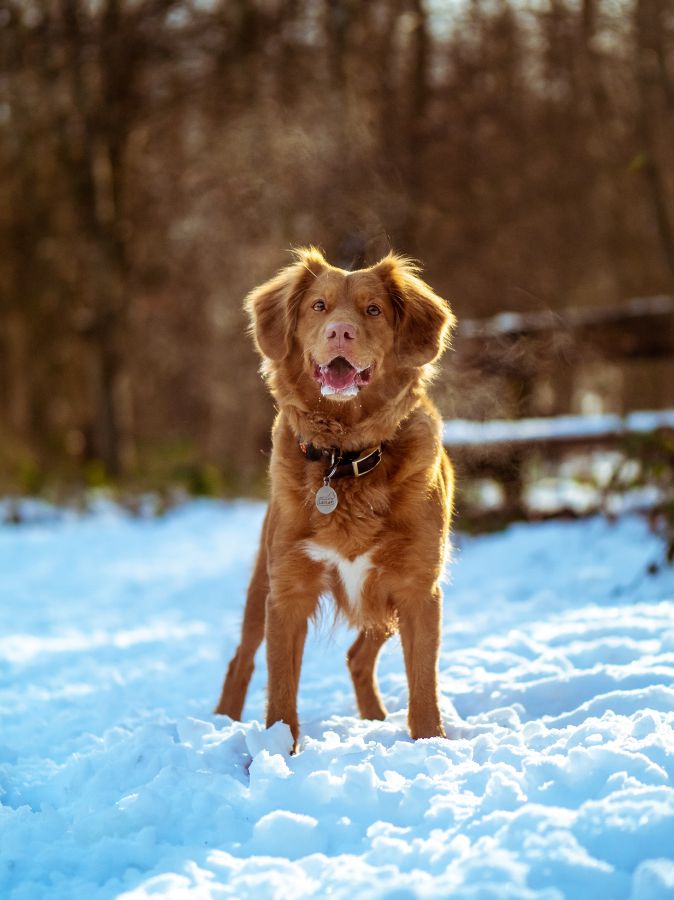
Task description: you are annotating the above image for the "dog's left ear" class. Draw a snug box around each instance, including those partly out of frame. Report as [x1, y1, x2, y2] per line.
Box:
[373, 254, 456, 366]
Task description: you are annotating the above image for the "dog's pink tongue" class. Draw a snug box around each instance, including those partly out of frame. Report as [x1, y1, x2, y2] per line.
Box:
[323, 357, 356, 390]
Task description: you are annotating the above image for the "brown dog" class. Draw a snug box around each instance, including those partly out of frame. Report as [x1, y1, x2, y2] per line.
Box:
[215, 248, 455, 750]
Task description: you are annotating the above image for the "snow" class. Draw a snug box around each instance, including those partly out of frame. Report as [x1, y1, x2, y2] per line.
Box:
[457, 294, 674, 339]
[442, 409, 674, 447]
[2, 500, 674, 899]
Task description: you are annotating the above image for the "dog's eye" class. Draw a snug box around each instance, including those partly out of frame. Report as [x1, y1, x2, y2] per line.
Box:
[312, 300, 326, 312]
[366, 304, 381, 317]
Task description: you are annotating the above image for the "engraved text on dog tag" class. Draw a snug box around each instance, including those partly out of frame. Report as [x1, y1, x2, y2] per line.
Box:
[315, 484, 338, 514]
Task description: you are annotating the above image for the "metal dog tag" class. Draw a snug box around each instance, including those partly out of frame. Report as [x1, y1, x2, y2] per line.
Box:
[315, 483, 338, 514]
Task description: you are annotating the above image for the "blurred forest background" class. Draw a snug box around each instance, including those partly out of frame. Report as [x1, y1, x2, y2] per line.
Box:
[1, 0, 673, 499]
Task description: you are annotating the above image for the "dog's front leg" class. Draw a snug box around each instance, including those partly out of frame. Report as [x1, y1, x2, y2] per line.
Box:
[397, 587, 446, 740]
[265, 573, 319, 752]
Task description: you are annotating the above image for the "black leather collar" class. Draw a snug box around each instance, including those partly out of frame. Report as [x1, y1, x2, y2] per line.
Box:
[298, 441, 382, 479]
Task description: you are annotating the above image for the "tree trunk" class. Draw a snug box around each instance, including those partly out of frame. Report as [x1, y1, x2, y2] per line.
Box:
[90, 331, 122, 477]
[400, 0, 430, 252]
[4, 313, 31, 440]
[635, 0, 674, 281]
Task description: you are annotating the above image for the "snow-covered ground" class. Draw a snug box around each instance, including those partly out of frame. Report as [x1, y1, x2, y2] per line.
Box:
[1, 500, 674, 899]
[442, 409, 674, 447]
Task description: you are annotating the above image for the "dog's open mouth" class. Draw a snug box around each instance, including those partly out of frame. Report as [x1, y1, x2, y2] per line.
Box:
[313, 356, 373, 397]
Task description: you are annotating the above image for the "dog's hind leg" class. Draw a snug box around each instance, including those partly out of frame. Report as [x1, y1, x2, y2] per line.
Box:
[347, 628, 391, 720]
[214, 514, 269, 720]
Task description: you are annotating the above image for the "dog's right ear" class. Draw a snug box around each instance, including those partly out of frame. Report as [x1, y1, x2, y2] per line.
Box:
[245, 247, 327, 361]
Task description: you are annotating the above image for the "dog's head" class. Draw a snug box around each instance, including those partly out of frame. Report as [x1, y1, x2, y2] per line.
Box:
[246, 247, 455, 405]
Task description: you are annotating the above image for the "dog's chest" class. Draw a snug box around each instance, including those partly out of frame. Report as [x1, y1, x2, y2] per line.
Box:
[303, 541, 373, 613]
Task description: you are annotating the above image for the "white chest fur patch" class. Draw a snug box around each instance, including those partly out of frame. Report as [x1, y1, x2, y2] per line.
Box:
[303, 542, 373, 611]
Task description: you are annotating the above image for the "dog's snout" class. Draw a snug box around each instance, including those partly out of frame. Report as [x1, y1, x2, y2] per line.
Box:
[326, 321, 358, 347]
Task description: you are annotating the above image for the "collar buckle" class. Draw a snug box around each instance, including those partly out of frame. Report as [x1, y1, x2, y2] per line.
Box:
[299, 439, 382, 480]
[351, 447, 381, 477]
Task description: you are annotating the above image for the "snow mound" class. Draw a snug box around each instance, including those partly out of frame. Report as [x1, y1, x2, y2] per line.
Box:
[1, 501, 674, 898]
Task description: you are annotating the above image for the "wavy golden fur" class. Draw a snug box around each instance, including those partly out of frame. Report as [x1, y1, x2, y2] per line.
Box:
[215, 248, 456, 750]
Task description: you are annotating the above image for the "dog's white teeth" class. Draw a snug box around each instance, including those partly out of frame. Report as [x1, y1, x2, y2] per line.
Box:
[321, 383, 359, 397]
